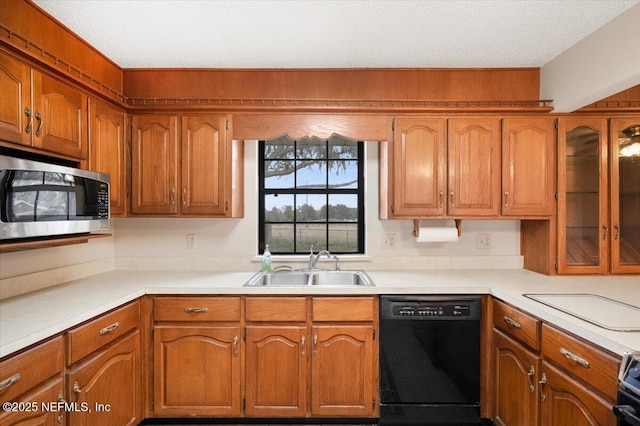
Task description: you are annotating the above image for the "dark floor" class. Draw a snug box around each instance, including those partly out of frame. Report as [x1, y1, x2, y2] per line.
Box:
[139, 419, 376, 426]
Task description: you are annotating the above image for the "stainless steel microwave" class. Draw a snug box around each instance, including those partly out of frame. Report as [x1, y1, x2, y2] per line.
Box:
[0, 155, 110, 241]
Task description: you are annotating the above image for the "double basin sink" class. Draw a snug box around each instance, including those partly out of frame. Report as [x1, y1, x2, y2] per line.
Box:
[243, 270, 374, 287]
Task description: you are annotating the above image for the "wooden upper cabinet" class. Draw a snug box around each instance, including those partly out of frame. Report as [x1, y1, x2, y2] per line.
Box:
[610, 117, 640, 274]
[131, 115, 179, 214]
[502, 118, 555, 216]
[0, 52, 87, 159]
[89, 99, 127, 216]
[557, 117, 609, 274]
[181, 115, 229, 215]
[448, 117, 501, 216]
[391, 117, 447, 217]
[0, 52, 31, 146]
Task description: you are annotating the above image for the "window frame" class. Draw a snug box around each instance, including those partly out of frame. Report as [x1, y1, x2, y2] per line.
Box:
[258, 137, 365, 255]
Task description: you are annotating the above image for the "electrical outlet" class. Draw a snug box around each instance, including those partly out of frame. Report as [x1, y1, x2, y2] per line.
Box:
[186, 234, 197, 249]
[382, 233, 397, 249]
[476, 234, 491, 249]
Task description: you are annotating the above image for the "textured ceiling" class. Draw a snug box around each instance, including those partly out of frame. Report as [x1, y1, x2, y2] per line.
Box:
[33, 0, 638, 69]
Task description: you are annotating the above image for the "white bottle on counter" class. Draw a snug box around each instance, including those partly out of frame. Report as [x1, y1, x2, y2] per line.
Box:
[262, 244, 272, 271]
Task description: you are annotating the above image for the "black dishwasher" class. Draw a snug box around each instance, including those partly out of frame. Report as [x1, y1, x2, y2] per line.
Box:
[379, 295, 490, 425]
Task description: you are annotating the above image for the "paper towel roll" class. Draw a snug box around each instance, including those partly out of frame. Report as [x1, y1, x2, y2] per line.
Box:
[415, 226, 459, 242]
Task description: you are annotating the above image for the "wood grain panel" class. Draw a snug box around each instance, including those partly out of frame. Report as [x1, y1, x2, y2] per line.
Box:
[312, 297, 374, 322]
[245, 297, 307, 322]
[153, 297, 241, 322]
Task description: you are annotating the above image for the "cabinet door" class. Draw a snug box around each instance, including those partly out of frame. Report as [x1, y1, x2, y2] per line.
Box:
[131, 115, 179, 214]
[89, 99, 127, 216]
[557, 117, 609, 274]
[492, 330, 539, 426]
[448, 117, 501, 216]
[610, 117, 640, 274]
[67, 331, 141, 426]
[245, 325, 307, 417]
[502, 118, 555, 216]
[391, 118, 447, 217]
[540, 361, 616, 426]
[0, 377, 65, 426]
[0, 52, 31, 146]
[32, 70, 87, 159]
[181, 115, 229, 215]
[153, 326, 241, 416]
[311, 325, 374, 417]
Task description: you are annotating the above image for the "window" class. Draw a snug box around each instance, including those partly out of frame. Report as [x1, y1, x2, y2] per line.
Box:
[258, 135, 364, 255]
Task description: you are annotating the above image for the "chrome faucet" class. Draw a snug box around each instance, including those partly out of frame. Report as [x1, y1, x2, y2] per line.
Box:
[310, 249, 340, 271]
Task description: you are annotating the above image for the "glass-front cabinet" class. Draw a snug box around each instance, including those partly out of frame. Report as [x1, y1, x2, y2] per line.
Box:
[610, 118, 640, 273]
[558, 117, 640, 274]
[558, 118, 608, 274]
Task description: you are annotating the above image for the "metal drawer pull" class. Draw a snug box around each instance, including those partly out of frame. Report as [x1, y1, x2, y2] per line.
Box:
[0, 373, 21, 390]
[526, 365, 535, 392]
[233, 336, 238, 356]
[57, 391, 65, 424]
[313, 334, 318, 355]
[73, 380, 82, 395]
[99, 321, 119, 335]
[503, 315, 522, 329]
[301, 335, 306, 357]
[184, 307, 208, 313]
[560, 347, 590, 368]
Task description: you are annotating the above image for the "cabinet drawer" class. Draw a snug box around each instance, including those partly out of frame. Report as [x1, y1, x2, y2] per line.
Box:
[0, 336, 63, 403]
[313, 297, 375, 321]
[493, 298, 540, 351]
[542, 323, 620, 400]
[67, 300, 140, 365]
[245, 297, 307, 322]
[154, 297, 240, 322]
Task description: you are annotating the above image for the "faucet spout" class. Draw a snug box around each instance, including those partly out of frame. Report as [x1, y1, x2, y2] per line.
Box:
[310, 250, 340, 271]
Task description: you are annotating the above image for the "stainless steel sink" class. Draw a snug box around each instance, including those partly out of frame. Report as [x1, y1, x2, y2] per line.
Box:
[243, 270, 375, 287]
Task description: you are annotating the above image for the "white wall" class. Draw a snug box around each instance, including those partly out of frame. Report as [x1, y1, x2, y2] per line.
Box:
[113, 141, 522, 270]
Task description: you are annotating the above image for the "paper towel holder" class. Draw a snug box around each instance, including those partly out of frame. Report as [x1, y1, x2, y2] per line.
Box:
[412, 219, 462, 238]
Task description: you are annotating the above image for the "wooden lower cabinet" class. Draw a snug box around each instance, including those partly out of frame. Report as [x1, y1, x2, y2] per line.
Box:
[0, 377, 65, 426]
[153, 326, 241, 416]
[67, 331, 141, 425]
[245, 325, 307, 417]
[311, 325, 375, 417]
[493, 329, 540, 426]
[540, 361, 617, 426]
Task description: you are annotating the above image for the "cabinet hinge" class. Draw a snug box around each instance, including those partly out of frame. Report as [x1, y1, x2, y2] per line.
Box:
[226, 118, 229, 130]
[554, 261, 559, 271]
[391, 119, 395, 132]
[554, 120, 558, 131]
[553, 192, 558, 201]
[373, 329, 376, 340]
[372, 398, 376, 409]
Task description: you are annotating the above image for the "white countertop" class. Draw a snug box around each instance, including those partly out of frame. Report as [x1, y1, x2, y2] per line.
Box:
[1, 268, 639, 358]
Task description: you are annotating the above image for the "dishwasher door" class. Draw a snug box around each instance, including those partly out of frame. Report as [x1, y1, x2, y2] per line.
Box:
[379, 295, 484, 425]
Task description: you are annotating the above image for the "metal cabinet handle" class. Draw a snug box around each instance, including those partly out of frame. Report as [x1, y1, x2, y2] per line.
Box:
[438, 190, 444, 208]
[602, 224, 608, 241]
[34, 111, 42, 137]
[57, 391, 65, 424]
[313, 334, 318, 355]
[182, 188, 187, 205]
[539, 372, 547, 402]
[99, 321, 119, 335]
[233, 336, 238, 356]
[504, 191, 510, 207]
[169, 187, 175, 205]
[184, 307, 208, 313]
[24, 107, 32, 134]
[449, 191, 455, 204]
[526, 365, 535, 393]
[301, 335, 306, 357]
[614, 223, 620, 241]
[560, 347, 590, 368]
[503, 315, 522, 329]
[0, 373, 21, 390]
[73, 380, 82, 395]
